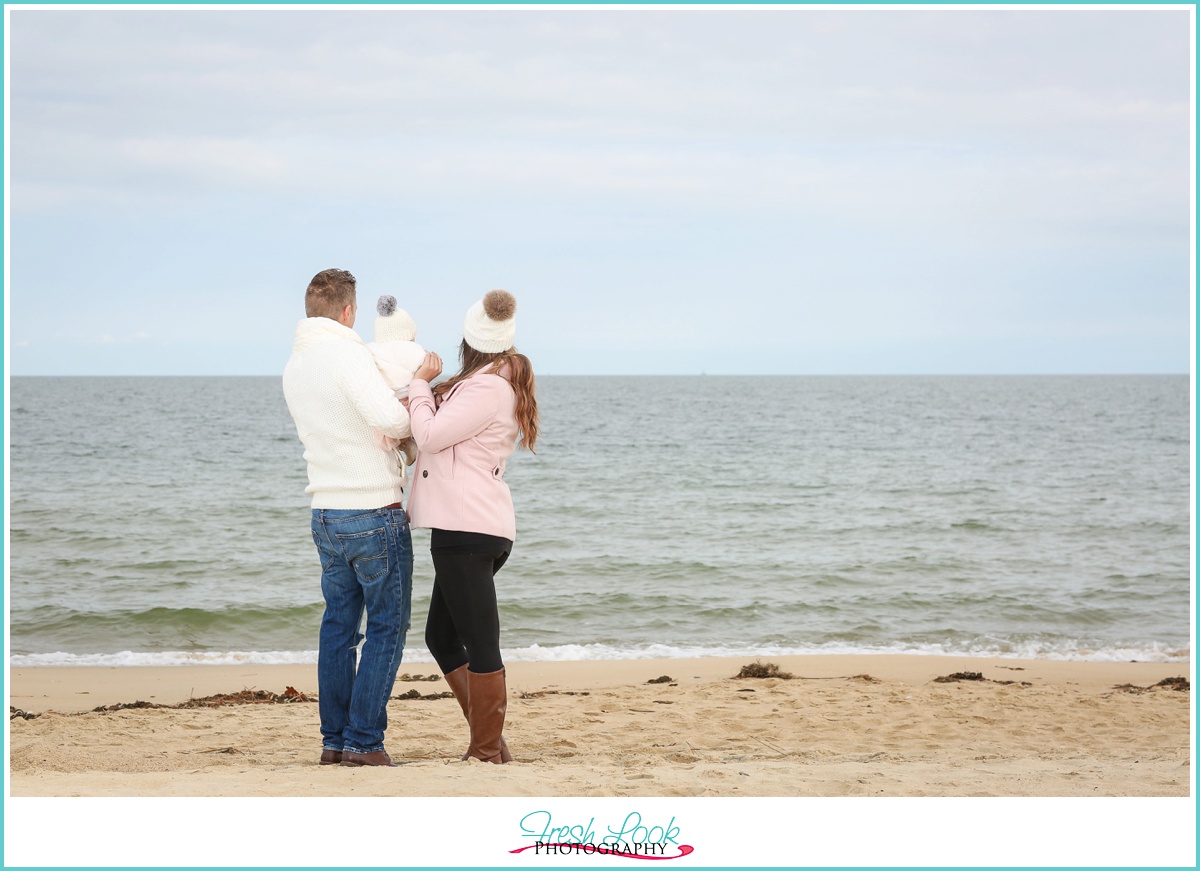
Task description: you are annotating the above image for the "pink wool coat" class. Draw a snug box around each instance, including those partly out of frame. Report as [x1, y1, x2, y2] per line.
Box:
[405, 369, 520, 541]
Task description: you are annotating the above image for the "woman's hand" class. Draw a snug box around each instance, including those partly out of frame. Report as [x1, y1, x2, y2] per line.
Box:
[414, 351, 443, 383]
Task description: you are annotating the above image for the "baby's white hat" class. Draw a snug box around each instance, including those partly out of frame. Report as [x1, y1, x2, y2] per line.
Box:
[374, 295, 417, 343]
[463, 290, 516, 354]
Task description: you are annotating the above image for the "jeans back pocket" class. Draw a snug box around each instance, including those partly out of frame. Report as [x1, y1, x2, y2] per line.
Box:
[335, 527, 390, 582]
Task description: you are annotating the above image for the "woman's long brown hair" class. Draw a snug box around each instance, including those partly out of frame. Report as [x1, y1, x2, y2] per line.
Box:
[433, 339, 540, 452]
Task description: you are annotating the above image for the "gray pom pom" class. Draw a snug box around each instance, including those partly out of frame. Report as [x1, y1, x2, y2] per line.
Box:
[377, 295, 397, 317]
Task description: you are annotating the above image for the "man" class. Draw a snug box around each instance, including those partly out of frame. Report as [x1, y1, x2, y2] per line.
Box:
[283, 268, 414, 767]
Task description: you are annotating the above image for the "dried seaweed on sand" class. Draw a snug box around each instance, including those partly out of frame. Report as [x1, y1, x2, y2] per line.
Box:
[934, 672, 986, 683]
[392, 689, 455, 701]
[85, 686, 315, 714]
[1112, 676, 1190, 694]
[733, 661, 795, 680]
[934, 672, 1032, 686]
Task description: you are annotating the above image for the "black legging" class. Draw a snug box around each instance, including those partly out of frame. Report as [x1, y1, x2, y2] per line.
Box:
[424, 529, 512, 675]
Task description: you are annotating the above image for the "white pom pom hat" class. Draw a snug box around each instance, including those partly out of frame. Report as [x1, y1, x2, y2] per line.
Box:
[463, 289, 517, 353]
[374, 295, 417, 343]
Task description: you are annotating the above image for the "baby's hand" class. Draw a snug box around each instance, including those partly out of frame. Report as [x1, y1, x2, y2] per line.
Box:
[414, 351, 443, 382]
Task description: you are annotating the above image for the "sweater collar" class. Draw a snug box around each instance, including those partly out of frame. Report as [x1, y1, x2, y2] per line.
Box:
[293, 317, 366, 348]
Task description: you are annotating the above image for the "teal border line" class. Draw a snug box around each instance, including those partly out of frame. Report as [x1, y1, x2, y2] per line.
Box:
[1, 1, 1194, 870]
[1, 1, 1198, 6]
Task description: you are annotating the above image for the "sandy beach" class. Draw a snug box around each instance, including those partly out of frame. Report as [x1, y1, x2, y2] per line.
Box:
[8, 654, 1191, 799]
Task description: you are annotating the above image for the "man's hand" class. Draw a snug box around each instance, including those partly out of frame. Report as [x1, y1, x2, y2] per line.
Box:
[414, 351, 443, 383]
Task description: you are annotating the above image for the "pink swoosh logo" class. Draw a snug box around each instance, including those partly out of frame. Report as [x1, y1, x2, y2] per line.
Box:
[509, 843, 694, 860]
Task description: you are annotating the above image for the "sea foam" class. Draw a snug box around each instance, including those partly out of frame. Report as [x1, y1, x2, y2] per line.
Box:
[9, 639, 1189, 668]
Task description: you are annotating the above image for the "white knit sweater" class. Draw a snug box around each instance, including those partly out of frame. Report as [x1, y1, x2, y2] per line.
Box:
[283, 317, 412, 509]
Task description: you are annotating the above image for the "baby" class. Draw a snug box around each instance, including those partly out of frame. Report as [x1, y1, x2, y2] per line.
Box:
[368, 295, 426, 467]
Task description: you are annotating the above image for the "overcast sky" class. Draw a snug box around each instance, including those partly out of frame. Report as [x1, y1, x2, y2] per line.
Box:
[5, 6, 1193, 375]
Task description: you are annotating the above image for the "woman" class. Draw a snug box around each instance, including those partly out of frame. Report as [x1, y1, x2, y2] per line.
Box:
[406, 289, 539, 764]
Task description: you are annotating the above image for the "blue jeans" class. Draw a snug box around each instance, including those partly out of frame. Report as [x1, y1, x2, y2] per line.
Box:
[311, 506, 413, 754]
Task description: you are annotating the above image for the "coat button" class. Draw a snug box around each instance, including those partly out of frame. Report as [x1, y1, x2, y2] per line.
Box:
[422, 470, 428, 478]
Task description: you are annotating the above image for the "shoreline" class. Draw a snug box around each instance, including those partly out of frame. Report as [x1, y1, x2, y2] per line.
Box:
[8, 652, 1194, 714]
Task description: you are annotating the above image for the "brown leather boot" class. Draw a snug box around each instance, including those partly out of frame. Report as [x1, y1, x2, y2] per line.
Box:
[444, 664, 471, 720]
[443, 664, 473, 761]
[340, 749, 399, 767]
[444, 665, 512, 762]
[466, 668, 511, 764]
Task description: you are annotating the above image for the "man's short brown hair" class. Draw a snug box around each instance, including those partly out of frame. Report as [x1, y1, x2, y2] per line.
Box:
[305, 269, 357, 320]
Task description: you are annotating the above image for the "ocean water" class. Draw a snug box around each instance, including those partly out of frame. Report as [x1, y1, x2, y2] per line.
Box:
[6, 375, 1192, 666]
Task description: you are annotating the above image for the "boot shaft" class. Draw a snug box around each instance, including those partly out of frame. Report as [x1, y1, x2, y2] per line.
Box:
[466, 668, 509, 764]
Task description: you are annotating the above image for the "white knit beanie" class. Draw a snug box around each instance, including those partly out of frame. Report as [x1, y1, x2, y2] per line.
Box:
[463, 289, 517, 353]
[374, 295, 417, 343]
